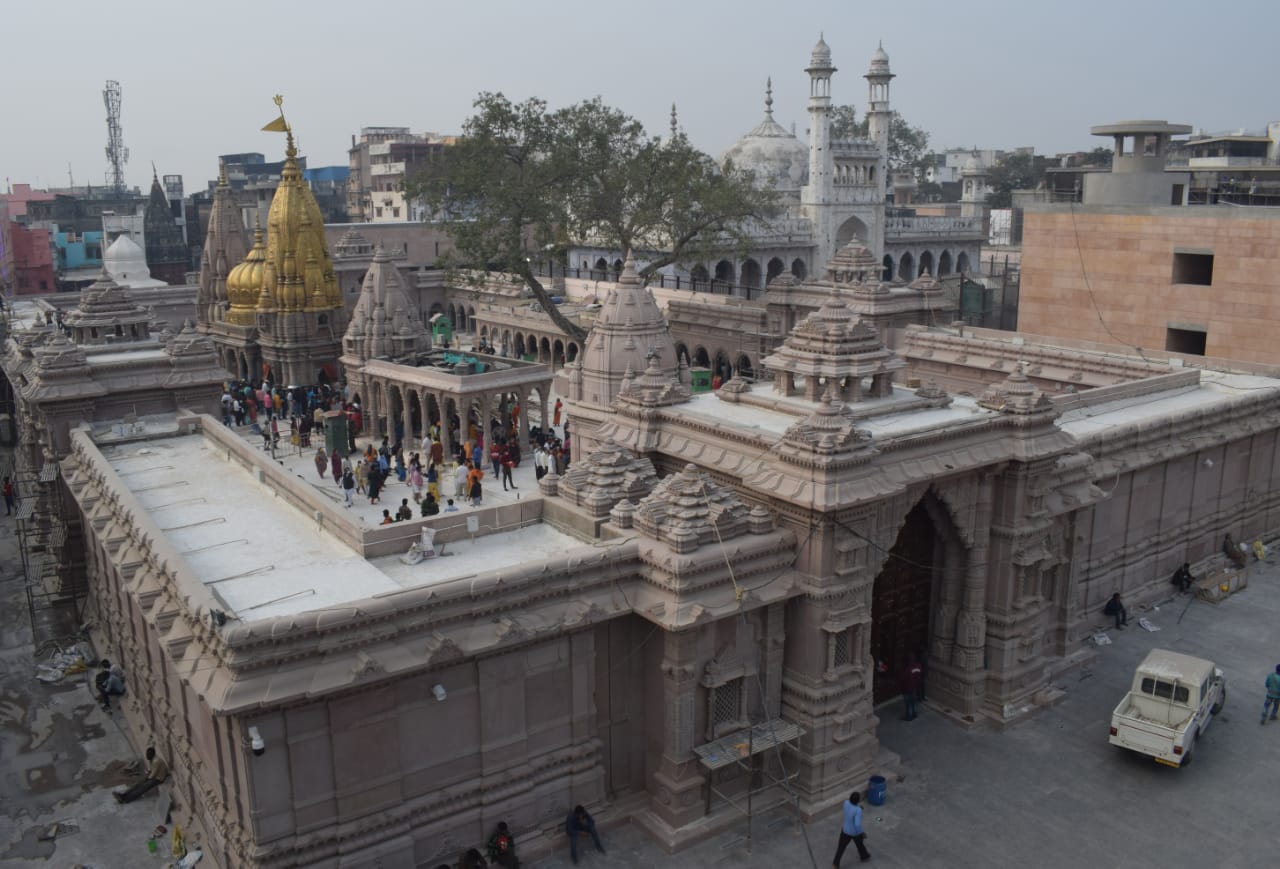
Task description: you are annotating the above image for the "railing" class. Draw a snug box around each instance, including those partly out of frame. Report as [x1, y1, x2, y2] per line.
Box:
[536, 265, 769, 301]
[885, 215, 985, 239]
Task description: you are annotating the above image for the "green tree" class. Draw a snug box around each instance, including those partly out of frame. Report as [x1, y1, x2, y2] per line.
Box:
[829, 105, 858, 141]
[986, 152, 1040, 208]
[406, 93, 777, 342]
[830, 109, 931, 178]
[1081, 146, 1113, 167]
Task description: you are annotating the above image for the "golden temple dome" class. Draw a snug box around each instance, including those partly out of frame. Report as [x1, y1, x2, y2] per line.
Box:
[257, 120, 342, 314]
[226, 222, 267, 324]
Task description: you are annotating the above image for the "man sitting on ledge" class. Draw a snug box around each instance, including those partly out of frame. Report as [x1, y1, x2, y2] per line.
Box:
[114, 747, 168, 803]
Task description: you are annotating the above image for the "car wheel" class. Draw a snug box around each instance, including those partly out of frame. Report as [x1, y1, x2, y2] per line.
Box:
[1181, 734, 1196, 767]
[1211, 687, 1225, 715]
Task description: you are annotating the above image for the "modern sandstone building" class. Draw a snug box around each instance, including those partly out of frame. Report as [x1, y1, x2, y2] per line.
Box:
[1018, 120, 1280, 366]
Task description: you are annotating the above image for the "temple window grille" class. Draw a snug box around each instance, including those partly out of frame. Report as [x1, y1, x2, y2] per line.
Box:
[709, 677, 745, 739]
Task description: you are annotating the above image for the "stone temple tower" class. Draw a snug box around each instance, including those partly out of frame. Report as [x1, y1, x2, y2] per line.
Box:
[564, 254, 682, 456]
[864, 42, 894, 200]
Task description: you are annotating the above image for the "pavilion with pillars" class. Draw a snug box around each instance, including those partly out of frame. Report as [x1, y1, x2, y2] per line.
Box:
[341, 244, 554, 452]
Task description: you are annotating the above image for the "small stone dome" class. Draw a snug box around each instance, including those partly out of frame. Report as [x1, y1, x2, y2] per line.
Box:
[721, 79, 808, 194]
[809, 34, 833, 68]
[868, 42, 891, 73]
[961, 152, 986, 175]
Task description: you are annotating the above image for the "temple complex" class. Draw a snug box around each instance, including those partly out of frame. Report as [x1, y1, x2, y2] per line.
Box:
[52, 223, 1280, 864]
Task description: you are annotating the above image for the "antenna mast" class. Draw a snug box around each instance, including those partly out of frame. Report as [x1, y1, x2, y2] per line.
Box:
[103, 80, 129, 190]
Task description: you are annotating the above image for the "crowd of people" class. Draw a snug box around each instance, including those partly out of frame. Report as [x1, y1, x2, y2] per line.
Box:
[236, 379, 574, 520]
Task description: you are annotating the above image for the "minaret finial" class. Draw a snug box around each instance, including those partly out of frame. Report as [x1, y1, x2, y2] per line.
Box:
[670, 103, 678, 138]
[765, 77, 774, 119]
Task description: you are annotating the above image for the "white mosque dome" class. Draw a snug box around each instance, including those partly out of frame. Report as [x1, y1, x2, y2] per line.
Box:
[869, 42, 891, 73]
[720, 80, 809, 195]
[104, 234, 168, 288]
[961, 152, 985, 175]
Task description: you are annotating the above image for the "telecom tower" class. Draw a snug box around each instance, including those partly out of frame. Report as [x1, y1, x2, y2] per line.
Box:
[103, 80, 129, 190]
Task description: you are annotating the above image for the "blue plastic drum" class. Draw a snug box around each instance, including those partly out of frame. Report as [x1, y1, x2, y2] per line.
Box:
[868, 774, 887, 806]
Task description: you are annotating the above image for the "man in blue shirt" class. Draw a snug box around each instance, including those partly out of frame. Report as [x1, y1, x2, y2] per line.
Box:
[832, 790, 871, 865]
[1263, 664, 1280, 725]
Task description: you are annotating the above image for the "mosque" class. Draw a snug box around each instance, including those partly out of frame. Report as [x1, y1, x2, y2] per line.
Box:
[569, 38, 987, 297]
[6, 38, 1280, 869]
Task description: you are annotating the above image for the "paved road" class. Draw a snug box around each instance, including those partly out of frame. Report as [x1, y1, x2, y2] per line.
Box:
[537, 561, 1280, 868]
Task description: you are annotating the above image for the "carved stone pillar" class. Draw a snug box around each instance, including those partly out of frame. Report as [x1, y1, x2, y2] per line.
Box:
[651, 629, 705, 829]
[401, 390, 413, 447]
[437, 392, 454, 460]
[763, 602, 786, 720]
[517, 387, 532, 455]
[954, 473, 994, 671]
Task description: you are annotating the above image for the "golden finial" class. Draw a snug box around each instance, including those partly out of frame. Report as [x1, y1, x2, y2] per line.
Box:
[262, 95, 295, 157]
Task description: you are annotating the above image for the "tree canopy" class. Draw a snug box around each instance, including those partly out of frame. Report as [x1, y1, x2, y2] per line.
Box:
[986, 152, 1040, 208]
[828, 107, 931, 178]
[405, 93, 777, 341]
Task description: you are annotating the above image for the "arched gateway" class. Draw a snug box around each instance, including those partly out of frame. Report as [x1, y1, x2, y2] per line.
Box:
[869, 494, 967, 704]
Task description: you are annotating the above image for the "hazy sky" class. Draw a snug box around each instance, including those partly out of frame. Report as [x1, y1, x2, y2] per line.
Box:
[3, 0, 1275, 195]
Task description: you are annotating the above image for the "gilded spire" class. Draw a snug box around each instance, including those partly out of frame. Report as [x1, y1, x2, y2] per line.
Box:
[252, 98, 341, 314]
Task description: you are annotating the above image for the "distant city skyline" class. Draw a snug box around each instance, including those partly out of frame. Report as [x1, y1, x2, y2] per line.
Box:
[3, 0, 1276, 197]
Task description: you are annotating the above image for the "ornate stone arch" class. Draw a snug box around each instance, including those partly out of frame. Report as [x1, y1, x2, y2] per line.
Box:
[897, 252, 915, 282]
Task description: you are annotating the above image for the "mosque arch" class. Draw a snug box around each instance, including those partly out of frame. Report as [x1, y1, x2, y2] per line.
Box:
[674, 342, 689, 366]
[693, 346, 711, 368]
[567, 342, 579, 363]
[766, 257, 785, 284]
[690, 264, 710, 291]
[594, 257, 608, 276]
[514, 333, 527, 358]
[956, 252, 971, 274]
[713, 260, 735, 291]
[540, 337, 552, 363]
[918, 250, 934, 278]
[938, 250, 953, 277]
[466, 306, 476, 327]
[740, 258, 762, 289]
[897, 252, 915, 282]
[479, 325, 489, 342]
[835, 215, 869, 250]
[790, 258, 807, 280]
[737, 355, 755, 379]
[428, 302, 444, 318]
[882, 255, 895, 282]
[502, 330, 513, 353]
[553, 339, 565, 366]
